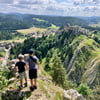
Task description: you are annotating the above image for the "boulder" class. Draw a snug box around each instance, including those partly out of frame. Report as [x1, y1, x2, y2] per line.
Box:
[8, 77, 16, 84]
[64, 89, 86, 100]
[64, 93, 71, 100]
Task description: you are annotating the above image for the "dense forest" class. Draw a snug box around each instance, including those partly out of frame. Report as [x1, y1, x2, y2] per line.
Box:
[0, 13, 100, 30]
[0, 30, 24, 40]
[77, 16, 100, 24]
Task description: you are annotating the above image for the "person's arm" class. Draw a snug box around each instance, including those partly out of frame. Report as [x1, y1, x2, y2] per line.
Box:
[36, 61, 40, 70]
[14, 66, 18, 72]
[25, 58, 30, 70]
[25, 62, 29, 71]
[14, 62, 18, 72]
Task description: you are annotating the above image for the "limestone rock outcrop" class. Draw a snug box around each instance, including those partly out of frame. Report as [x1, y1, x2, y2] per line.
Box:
[64, 89, 86, 100]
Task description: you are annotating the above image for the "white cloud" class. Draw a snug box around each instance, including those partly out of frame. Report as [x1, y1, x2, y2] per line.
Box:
[73, 0, 100, 5]
[0, 0, 14, 4]
[0, 0, 100, 16]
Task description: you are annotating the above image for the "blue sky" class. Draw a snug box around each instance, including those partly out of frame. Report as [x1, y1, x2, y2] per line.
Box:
[0, 0, 100, 16]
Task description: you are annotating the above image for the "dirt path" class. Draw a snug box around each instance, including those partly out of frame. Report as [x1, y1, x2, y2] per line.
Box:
[2, 47, 10, 67]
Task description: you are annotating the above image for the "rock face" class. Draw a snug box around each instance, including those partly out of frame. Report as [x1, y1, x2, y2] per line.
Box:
[1, 89, 31, 100]
[64, 34, 100, 87]
[57, 25, 90, 36]
[64, 89, 86, 100]
[65, 40, 86, 84]
[82, 57, 100, 88]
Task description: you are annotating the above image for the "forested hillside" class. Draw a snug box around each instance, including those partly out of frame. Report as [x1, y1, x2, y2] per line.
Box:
[0, 13, 90, 30]
[0, 13, 100, 42]
[10, 25, 100, 99]
[0, 30, 24, 40]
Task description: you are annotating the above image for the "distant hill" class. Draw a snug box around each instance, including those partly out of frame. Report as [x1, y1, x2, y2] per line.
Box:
[77, 16, 100, 24]
[0, 13, 90, 30]
[0, 14, 32, 30]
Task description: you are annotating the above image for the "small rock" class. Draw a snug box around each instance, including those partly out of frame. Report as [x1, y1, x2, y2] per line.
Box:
[8, 77, 16, 83]
[64, 91, 71, 100]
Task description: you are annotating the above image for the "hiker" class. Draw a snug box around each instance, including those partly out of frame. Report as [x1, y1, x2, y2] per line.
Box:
[26, 49, 40, 91]
[14, 54, 27, 89]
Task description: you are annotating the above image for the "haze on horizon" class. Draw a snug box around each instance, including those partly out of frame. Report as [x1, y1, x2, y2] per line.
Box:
[0, 0, 100, 17]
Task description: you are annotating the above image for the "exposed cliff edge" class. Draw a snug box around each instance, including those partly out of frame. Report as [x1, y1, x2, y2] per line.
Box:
[7, 25, 100, 100]
[63, 33, 100, 90]
[1, 69, 86, 100]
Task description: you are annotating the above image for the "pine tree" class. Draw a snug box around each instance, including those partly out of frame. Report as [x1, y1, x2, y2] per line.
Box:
[51, 53, 67, 88]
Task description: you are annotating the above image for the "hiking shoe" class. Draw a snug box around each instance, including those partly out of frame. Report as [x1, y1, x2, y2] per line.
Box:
[18, 85, 23, 90]
[30, 86, 34, 91]
[34, 86, 37, 89]
[24, 83, 27, 87]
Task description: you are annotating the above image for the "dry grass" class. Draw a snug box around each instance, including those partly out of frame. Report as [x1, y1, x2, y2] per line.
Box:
[17, 27, 47, 35]
[89, 23, 100, 28]
[0, 38, 25, 43]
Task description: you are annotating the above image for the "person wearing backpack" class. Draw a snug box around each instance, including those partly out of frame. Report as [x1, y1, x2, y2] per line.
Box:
[26, 49, 40, 91]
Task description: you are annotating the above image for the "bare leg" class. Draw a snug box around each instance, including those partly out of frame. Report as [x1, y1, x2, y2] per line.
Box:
[30, 79, 34, 87]
[25, 77, 27, 83]
[34, 79, 37, 86]
[20, 80, 23, 86]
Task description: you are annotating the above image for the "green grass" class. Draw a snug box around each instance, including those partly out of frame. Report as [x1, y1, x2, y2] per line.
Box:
[0, 51, 6, 57]
[38, 79, 64, 100]
[38, 69, 64, 100]
[54, 92, 64, 100]
[38, 80, 51, 98]
[33, 18, 48, 23]
[71, 35, 99, 50]
[84, 39, 95, 46]
[48, 24, 60, 29]
[0, 60, 2, 64]
[71, 35, 88, 45]
[95, 32, 100, 40]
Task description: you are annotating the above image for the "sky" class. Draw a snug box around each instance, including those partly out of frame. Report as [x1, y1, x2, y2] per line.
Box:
[0, 0, 100, 16]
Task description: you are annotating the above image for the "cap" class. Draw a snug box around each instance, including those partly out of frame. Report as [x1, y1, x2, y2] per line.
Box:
[29, 49, 35, 54]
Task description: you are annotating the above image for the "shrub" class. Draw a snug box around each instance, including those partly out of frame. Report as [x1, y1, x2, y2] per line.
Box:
[78, 84, 93, 98]
[0, 66, 13, 90]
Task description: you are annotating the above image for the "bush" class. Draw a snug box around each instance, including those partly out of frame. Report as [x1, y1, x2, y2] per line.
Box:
[78, 84, 93, 98]
[0, 66, 13, 90]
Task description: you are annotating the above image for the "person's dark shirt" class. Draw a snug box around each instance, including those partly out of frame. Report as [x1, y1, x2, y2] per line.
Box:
[15, 61, 26, 73]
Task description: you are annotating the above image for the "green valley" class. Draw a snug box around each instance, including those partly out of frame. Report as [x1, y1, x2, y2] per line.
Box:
[0, 13, 100, 100]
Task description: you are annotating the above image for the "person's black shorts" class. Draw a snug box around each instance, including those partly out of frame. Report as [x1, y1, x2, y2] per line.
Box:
[29, 69, 37, 79]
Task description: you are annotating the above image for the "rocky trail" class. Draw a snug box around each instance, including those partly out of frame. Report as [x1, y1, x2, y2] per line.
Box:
[1, 68, 86, 100]
[1, 70, 61, 100]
